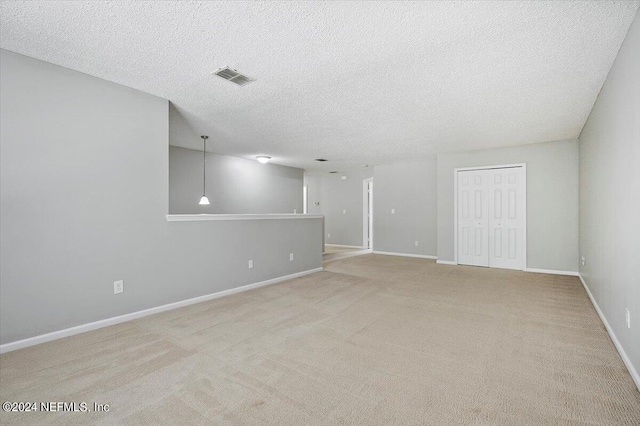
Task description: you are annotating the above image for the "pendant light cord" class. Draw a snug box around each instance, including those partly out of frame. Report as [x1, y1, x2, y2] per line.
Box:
[202, 135, 208, 196]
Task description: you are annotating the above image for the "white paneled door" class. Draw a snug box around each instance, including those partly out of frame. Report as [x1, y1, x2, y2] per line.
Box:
[457, 166, 525, 270]
[457, 169, 490, 267]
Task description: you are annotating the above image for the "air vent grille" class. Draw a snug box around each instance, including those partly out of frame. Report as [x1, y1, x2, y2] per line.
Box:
[214, 67, 255, 86]
[230, 75, 254, 86]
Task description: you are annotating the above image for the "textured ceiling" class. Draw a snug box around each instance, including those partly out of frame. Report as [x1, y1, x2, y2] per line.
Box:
[1, 1, 638, 172]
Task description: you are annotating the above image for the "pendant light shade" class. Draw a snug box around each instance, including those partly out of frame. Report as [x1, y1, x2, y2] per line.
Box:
[199, 135, 209, 206]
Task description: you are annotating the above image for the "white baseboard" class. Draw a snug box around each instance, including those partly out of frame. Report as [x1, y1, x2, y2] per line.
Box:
[0, 267, 324, 354]
[579, 274, 640, 392]
[325, 244, 365, 249]
[433, 263, 579, 275]
[323, 249, 372, 263]
[523, 267, 579, 276]
[373, 251, 437, 260]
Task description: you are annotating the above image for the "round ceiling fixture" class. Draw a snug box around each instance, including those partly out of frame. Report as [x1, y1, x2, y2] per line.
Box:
[256, 155, 271, 164]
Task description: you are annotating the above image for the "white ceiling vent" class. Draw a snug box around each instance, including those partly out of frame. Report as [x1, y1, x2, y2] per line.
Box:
[213, 67, 255, 86]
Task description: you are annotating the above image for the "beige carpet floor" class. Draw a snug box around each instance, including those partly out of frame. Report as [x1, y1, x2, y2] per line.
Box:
[1, 254, 639, 425]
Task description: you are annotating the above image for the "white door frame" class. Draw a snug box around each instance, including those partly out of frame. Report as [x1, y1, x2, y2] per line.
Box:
[302, 184, 308, 214]
[363, 178, 373, 249]
[453, 163, 527, 268]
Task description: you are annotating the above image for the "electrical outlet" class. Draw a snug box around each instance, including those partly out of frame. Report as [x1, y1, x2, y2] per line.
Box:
[248, 260, 253, 269]
[327, 233, 330, 238]
[626, 308, 631, 328]
[114, 280, 124, 295]
[581, 256, 586, 266]
[415, 241, 419, 247]
[290, 253, 294, 261]
[343, 209, 346, 214]
[391, 209, 396, 214]
[293, 209, 297, 214]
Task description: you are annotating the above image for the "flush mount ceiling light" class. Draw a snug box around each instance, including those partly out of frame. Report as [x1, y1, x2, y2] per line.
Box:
[198, 135, 210, 205]
[256, 156, 271, 164]
[213, 67, 255, 86]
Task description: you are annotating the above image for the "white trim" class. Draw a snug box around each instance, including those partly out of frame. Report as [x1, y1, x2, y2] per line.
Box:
[436, 260, 457, 265]
[523, 267, 579, 276]
[0, 267, 323, 354]
[167, 214, 324, 222]
[363, 177, 373, 249]
[454, 163, 527, 172]
[453, 166, 458, 264]
[325, 244, 365, 249]
[373, 251, 437, 260]
[453, 163, 527, 270]
[324, 249, 373, 263]
[522, 166, 527, 269]
[303, 184, 308, 215]
[579, 274, 640, 392]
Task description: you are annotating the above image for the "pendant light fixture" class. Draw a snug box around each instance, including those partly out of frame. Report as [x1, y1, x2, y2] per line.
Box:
[199, 135, 210, 205]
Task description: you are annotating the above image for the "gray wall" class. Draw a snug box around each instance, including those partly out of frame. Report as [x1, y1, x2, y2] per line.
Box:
[169, 146, 303, 214]
[304, 170, 373, 247]
[437, 139, 579, 271]
[579, 12, 640, 376]
[373, 160, 437, 256]
[0, 49, 322, 345]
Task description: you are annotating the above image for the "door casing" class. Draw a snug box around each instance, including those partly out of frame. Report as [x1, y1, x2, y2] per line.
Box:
[363, 178, 373, 249]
